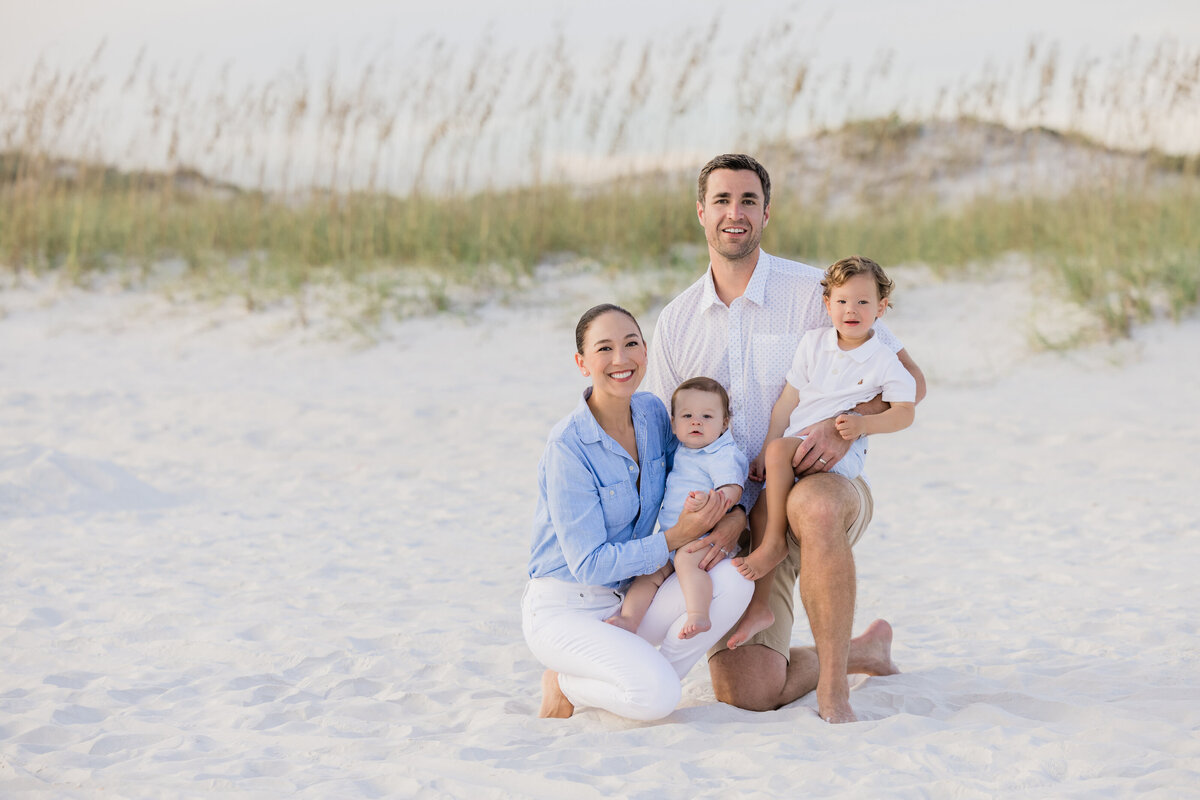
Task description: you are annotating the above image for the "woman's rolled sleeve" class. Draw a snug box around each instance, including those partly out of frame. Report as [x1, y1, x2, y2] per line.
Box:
[544, 439, 668, 587]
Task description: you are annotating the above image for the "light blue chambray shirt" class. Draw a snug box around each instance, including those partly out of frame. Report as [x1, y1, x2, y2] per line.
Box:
[528, 389, 675, 591]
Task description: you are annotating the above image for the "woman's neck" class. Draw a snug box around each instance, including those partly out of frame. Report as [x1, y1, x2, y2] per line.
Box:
[587, 390, 634, 438]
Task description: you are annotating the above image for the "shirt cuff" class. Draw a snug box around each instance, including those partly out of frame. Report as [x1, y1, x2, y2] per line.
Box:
[640, 531, 671, 573]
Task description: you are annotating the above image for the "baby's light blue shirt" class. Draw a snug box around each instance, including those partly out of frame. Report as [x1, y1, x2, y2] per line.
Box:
[528, 390, 675, 591]
[657, 429, 749, 532]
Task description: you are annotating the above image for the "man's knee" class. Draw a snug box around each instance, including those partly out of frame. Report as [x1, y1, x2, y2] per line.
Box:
[786, 476, 857, 540]
[709, 647, 786, 713]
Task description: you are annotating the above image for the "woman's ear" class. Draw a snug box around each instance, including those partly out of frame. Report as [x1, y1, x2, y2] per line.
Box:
[575, 352, 589, 377]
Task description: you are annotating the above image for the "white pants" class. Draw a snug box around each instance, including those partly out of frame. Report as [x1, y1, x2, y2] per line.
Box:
[521, 560, 753, 721]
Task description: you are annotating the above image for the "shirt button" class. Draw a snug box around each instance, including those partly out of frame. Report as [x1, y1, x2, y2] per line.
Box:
[629, 465, 635, 471]
[609, 490, 615, 496]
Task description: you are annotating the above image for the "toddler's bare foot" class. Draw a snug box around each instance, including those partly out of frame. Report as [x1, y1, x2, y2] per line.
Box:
[538, 670, 574, 719]
[725, 600, 774, 649]
[732, 541, 786, 580]
[604, 614, 638, 633]
[678, 613, 712, 639]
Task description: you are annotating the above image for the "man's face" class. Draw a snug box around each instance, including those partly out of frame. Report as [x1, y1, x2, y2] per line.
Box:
[697, 169, 769, 264]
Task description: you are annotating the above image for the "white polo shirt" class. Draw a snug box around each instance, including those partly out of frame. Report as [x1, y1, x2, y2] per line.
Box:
[783, 326, 916, 437]
[645, 252, 902, 508]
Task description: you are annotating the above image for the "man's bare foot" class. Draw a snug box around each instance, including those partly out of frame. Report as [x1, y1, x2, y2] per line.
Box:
[732, 541, 786, 580]
[814, 620, 898, 723]
[848, 619, 899, 676]
[725, 601, 774, 649]
[538, 670, 574, 719]
[678, 613, 711, 639]
[604, 614, 638, 634]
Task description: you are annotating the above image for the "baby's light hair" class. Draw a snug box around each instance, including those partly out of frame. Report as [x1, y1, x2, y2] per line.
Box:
[671, 377, 731, 420]
[822, 255, 895, 304]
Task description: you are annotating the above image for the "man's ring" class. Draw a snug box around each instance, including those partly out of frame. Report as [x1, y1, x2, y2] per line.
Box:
[818, 457, 828, 465]
[720, 548, 733, 557]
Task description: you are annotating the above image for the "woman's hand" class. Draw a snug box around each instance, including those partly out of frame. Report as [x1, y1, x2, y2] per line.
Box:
[663, 489, 727, 552]
[686, 504, 747, 570]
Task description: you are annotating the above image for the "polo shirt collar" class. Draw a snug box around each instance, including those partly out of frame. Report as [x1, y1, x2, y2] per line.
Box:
[819, 325, 883, 362]
[696, 428, 736, 454]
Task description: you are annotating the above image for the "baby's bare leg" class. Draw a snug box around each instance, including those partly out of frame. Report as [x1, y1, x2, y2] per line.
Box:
[734, 437, 802, 580]
[606, 564, 672, 633]
[672, 545, 713, 639]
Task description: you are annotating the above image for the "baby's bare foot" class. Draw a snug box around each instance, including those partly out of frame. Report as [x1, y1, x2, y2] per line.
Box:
[678, 613, 712, 639]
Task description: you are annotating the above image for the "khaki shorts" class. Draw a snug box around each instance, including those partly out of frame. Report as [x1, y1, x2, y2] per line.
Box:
[708, 473, 874, 661]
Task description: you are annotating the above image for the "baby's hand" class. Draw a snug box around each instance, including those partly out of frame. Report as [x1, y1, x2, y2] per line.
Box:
[749, 454, 765, 482]
[683, 490, 707, 512]
[835, 413, 865, 440]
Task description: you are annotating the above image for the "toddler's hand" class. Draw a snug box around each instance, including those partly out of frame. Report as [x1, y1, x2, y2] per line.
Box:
[835, 414, 864, 440]
[683, 490, 707, 512]
[749, 454, 765, 482]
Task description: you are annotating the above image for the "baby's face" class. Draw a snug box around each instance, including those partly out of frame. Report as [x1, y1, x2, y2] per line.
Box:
[671, 388, 728, 449]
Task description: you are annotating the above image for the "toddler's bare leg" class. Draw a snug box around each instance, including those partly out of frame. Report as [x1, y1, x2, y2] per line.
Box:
[727, 499, 776, 648]
[606, 564, 672, 633]
[672, 545, 713, 639]
[734, 437, 802, 580]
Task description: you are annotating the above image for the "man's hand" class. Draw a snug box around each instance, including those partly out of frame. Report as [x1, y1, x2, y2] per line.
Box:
[792, 417, 853, 475]
[684, 504, 746, 570]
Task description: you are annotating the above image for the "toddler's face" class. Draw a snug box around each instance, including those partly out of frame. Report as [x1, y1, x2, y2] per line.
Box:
[672, 388, 728, 449]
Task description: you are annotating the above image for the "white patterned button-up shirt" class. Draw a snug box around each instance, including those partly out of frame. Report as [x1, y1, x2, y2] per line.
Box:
[645, 252, 902, 508]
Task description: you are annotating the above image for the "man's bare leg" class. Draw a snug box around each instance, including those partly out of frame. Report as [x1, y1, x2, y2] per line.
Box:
[709, 620, 897, 713]
[538, 670, 574, 718]
[787, 473, 861, 723]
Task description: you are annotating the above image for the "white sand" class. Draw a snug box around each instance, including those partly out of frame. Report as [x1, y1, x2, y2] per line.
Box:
[2, 267, 1198, 799]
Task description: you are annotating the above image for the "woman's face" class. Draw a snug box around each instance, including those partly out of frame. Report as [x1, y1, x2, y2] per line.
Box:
[574, 311, 646, 400]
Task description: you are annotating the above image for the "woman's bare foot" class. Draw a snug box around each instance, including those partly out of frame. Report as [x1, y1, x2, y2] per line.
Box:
[678, 613, 712, 639]
[604, 614, 638, 634]
[725, 600, 775, 649]
[538, 670, 574, 718]
[848, 619, 899, 676]
[732, 541, 787, 580]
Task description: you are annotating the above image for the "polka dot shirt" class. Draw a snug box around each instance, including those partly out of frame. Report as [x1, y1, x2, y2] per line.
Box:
[645, 252, 902, 509]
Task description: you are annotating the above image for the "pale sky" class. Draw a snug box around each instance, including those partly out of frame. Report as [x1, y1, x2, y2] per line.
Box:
[2, 1, 1196, 190]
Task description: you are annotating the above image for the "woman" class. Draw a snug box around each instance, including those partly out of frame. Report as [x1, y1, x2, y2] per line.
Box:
[523, 303, 754, 721]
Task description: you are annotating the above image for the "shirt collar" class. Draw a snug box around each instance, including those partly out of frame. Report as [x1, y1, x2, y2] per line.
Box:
[572, 388, 645, 451]
[698, 428, 737, 454]
[819, 325, 883, 362]
[699, 250, 772, 310]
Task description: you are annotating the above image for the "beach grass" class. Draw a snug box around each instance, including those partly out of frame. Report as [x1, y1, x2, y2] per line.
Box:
[1, 24, 1197, 335]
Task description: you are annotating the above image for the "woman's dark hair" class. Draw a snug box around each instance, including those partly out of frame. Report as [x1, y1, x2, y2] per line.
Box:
[575, 303, 642, 354]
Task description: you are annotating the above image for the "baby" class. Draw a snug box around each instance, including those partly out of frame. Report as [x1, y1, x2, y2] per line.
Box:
[607, 377, 748, 639]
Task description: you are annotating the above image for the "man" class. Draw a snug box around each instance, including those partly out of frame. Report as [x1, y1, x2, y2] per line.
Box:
[644, 154, 926, 722]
